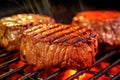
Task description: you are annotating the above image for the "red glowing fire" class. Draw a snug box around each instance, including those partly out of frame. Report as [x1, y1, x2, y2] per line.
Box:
[0, 51, 119, 80]
[7, 61, 38, 80]
[62, 62, 120, 80]
[6, 61, 120, 80]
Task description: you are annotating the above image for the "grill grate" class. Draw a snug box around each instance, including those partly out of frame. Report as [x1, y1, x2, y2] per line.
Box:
[90, 58, 120, 80]
[45, 68, 67, 80]
[0, 64, 28, 80]
[0, 57, 19, 69]
[18, 68, 45, 80]
[112, 73, 120, 80]
[67, 49, 120, 80]
[0, 48, 120, 80]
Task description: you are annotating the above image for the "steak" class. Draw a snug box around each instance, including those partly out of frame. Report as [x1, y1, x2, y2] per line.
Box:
[20, 24, 98, 69]
[72, 11, 120, 48]
[0, 14, 55, 51]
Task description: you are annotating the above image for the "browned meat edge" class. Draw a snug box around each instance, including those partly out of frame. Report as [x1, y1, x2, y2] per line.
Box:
[20, 24, 98, 70]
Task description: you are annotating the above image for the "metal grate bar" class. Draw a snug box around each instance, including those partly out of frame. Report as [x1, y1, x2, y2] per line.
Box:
[24, 77, 36, 80]
[0, 57, 19, 69]
[90, 58, 120, 80]
[0, 51, 17, 58]
[112, 73, 120, 80]
[88, 71, 98, 75]
[18, 68, 45, 80]
[90, 50, 119, 68]
[66, 50, 119, 80]
[45, 68, 67, 80]
[0, 52, 9, 58]
[18, 74, 36, 80]
[105, 73, 114, 78]
[0, 64, 28, 80]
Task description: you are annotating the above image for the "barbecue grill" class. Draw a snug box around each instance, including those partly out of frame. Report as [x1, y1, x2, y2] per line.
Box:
[0, 47, 120, 80]
[0, 0, 120, 80]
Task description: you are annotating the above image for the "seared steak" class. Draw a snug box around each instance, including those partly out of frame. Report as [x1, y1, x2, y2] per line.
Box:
[20, 24, 98, 69]
[0, 14, 55, 51]
[72, 11, 120, 48]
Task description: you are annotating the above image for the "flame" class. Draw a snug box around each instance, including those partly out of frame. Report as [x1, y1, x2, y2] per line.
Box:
[62, 61, 120, 80]
[6, 74, 22, 80]
[62, 70, 76, 80]
[9, 61, 25, 69]
[1, 53, 119, 80]
[61, 70, 93, 80]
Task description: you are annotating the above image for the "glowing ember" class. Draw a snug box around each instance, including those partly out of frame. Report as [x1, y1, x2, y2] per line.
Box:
[62, 70, 93, 80]
[62, 61, 120, 80]
[6, 74, 22, 80]
[0, 50, 119, 80]
[9, 61, 25, 69]
[61, 70, 76, 80]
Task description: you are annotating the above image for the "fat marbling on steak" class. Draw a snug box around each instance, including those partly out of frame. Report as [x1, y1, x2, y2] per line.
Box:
[20, 23, 98, 69]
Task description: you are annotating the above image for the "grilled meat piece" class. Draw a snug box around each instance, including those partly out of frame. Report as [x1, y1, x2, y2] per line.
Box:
[20, 24, 98, 69]
[0, 14, 55, 51]
[72, 11, 120, 48]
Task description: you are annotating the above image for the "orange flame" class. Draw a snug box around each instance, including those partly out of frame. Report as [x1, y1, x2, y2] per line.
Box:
[62, 61, 120, 80]
[1, 58, 119, 80]
[9, 61, 25, 69]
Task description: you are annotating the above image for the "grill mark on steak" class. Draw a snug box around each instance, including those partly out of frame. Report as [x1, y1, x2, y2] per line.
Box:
[20, 23, 98, 69]
[24, 24, 59, 36]
[40, 25, 71, 39]
[25, 24, 96, 46]
[31, 24, 70, 39]
[53, 28, 90, 43]
[71, 37, 84, 45]
[47, 27, 90, 43]
[71, 30, 91, 45]
[44, 26, 83, 43]
[53, 36, 74, 43]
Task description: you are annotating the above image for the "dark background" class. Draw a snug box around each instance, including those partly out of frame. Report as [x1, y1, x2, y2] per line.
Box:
[0, 0, 120, 24]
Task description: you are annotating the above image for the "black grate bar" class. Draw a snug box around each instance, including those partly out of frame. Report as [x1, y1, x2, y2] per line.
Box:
[112, 73, 120, 80]
[45, 68, 67, 80]
[25, 77, 36, 80]
[0, 51, 17, 58]
[87, 71, 98, 75]
[90, 50, 119, 68]
[0, 52, 9, 58]
[0, 57, 19, 69]
[0, 64, 28, 80]
[105, 73, 115, 78]
[18, 74, 36, 80]
[18, 68, 45, 80]
[66, 50, 119, 80]
[90, 58, 120, 80]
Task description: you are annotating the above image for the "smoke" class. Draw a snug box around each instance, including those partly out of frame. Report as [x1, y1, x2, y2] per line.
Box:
[22, 0, 35, 13]
[4, 0, 90, 23]
[41, 0, 53, 17]
[32, 0, 43, 14]
[0, 0, 94, 23]
[78, 0, 85, 11]
[78, 0, 95, 11]
[20, 0, 53, 17]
